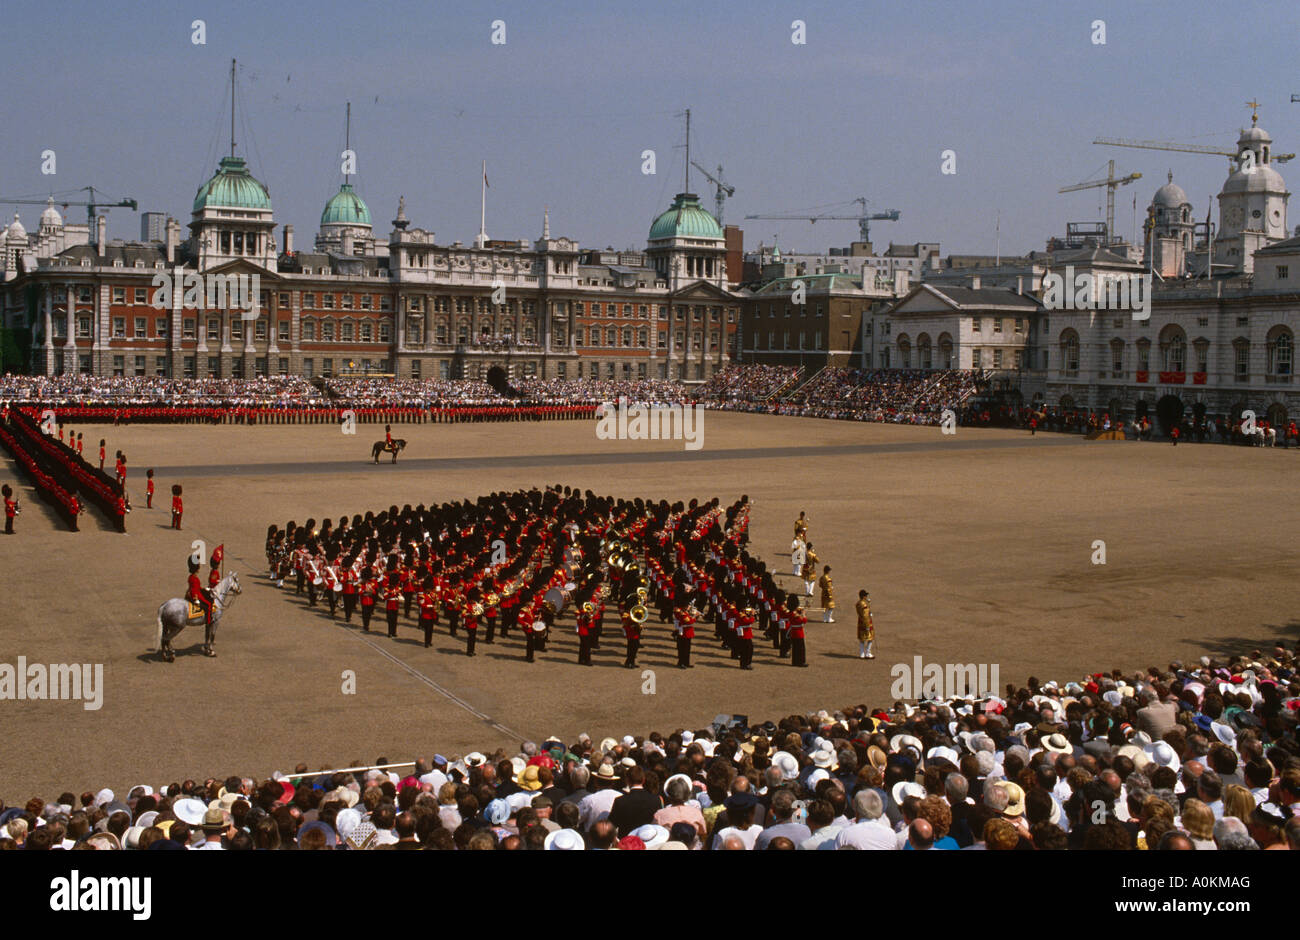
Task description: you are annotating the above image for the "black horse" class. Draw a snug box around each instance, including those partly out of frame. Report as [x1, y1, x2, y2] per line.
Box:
[372, 439, 407, 463]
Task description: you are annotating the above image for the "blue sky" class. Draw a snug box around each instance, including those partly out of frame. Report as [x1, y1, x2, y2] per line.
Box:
[1, 0, 1297, 256]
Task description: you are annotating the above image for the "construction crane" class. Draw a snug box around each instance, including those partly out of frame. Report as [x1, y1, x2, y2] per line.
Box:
[1096, 103, 1295, 168]
[1058, 160, 1141, 244]
[0, 187, 138, 246]
[1094, 135, 1295, 167]
[745, 197, 901, 244]
[690, 161, 734, 225]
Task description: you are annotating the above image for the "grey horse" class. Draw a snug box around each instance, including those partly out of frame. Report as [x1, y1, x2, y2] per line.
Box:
[155, 572, 242, 661]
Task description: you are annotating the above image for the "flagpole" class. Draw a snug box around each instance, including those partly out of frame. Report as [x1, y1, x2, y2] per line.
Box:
[478, 160, 487, 248]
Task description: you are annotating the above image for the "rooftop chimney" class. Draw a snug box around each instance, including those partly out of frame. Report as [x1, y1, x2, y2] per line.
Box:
[283, 223, 294, 255]
[165, 217, 179, 264]
[970, 274, 981, 290]
[96, 216, 107, 255]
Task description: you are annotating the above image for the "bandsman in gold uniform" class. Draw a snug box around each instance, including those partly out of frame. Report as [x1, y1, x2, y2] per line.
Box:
[801, 542, 819, 596]
[817, 565, 835, 623]
[855, 589, 874, 659]
[794, 511, 809, 541]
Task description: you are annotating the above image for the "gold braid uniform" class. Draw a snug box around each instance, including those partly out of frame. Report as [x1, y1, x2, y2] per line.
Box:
[855, 598, 874, 642]
[801, 548, 819, 582]
[818, 573, 835, 610]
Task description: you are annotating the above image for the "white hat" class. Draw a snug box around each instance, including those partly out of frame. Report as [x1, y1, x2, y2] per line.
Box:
[505, 791, 533, 813]
[172, 798, 207, 826]
[926, 745, 959, 766]
[464, 752, 487, 768]
[1144, 740, 1181, 772]
[633, 824, 669, 848]
[807, 768, 830, 787]
[811, 748, 835, 769]
[772, 751, 799, 781]
[890, 734, 923, 756]
[93, 788, 114, 808]
[599, 738, 619, 753]
[891, 781, 925, 806]
[622, 735, 636, 747]
[123, 826, 147, 849]
[510, 757, 527, 777]
[135, 811, 159, 828]
[544, 828, 584, 850]
[129, 784, 154, 798]
[1210, 722, 1237, 748]
[680, 730, 695, 746]
[1041, 733, 1072, 754]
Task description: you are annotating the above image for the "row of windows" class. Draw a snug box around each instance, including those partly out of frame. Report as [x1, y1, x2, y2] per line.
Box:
[1057, 334, 1292, 378]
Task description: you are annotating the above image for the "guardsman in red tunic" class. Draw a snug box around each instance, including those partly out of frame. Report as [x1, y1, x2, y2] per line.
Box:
[341, 559, 359, 623]
[2, 484, 17, 535]
[462, 590, 482, 657]
[170, 484, 183, 529]
[383, 565, 402, 638]
[76, 432, 84, 457]
[673, 596, 697, 669]
[359, 567, 378, 632]
[576, 600, 596, 666]
[187, 558, 213, 628]
[99, 439, 107, 471]
[787, 593, 808, 668]
[735, 605, 757, 670]
[621, 605, 642, 669]
[145, 468, 155, 508]
[418, 574, 438, 648]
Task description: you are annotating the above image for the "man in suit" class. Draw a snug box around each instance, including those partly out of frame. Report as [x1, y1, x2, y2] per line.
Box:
[607, 766, 663, 838]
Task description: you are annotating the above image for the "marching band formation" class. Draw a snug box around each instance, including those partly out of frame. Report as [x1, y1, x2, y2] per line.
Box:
[261, 487, 834, 670]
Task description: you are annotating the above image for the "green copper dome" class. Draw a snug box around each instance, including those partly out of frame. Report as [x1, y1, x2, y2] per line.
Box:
[649, 192, 723, 241]
[321, 183, 372, 226]
[193, 156, 272, 213]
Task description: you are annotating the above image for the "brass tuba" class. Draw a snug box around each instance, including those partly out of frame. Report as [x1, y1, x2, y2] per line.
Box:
[629, 604, 648, 624]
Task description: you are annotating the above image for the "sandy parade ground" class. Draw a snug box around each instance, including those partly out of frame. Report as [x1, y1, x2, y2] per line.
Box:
[1, 411, 1296, 799]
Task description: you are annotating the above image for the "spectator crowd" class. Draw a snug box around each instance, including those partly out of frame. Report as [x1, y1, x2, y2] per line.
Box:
[5, 644, 1297, 851]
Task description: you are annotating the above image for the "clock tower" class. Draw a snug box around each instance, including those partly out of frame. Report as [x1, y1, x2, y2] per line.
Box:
[1214, 110, 1290, 274]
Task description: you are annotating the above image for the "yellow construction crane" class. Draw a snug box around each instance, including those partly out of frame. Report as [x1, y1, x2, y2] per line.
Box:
[1058, 160, 1141, 243]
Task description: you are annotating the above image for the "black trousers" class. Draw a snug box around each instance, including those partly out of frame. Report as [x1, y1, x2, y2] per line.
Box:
[386, 608, 398, 637]
[791, 636, 807, 666]
[404, 592, 414, 618]
[421, 616, 435, 647]
[624, 635, 639, 667]
[361, 603, 374, 631]
[466, 628, 477, 656]
[779, 630, 791, 657]
[578, 633, 593, 665]
[296, 570, 305, 594]
[307, 582, 317, 606]
[485, 616, 496, 643]
[448, 609, 460, 636]
[525, 630, 536, 662]
[4, 517, 11, 534]
[739, 637, 754, 668]
[327, 590, 338, 616]
[676, 635, 692, 667]
[343, 594, 357, 622]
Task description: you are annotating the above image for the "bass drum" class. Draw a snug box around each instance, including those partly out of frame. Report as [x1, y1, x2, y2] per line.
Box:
[543, 586, 572, 616]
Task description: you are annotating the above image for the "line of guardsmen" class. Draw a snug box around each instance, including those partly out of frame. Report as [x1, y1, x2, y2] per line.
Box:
[262, 487, 817, 669]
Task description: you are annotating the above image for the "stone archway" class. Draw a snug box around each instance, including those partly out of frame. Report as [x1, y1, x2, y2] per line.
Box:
[1155, 394, 1184, 433]
[1267, 402, 1288, 427]
[1134, 399, 1149, 420]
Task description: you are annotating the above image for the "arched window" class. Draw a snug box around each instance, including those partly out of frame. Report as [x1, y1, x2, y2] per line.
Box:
[917, 333, 932, 370]
[1060, 330, 1079, 373]
[896, 334, 911, 369]
[938, 333, 954, 369]
[1267, 327, 1293, 376]
[1159, 325, 1186, 372]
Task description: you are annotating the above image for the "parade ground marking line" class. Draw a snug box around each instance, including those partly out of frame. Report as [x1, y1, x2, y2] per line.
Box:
[187, 538, 526, 740]
[342, 621, 527, 742]
[147, 433, 1088, 478]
